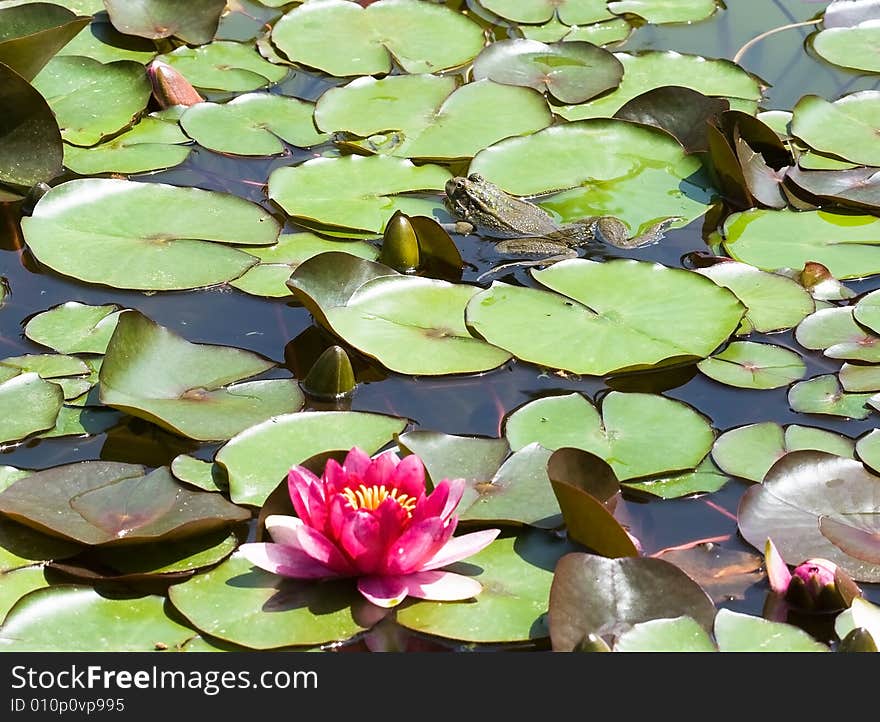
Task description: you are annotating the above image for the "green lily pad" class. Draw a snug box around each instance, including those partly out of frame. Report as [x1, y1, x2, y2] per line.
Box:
[556, 51, 763, 121]
[467, 259, 744, 375]
[468, 118, 714, 234]
[104, 0, 226, 44]
[171, 454, 227, 493]
[63, 111, 191, 174]
[471, 39, 623, 105]
[0, 517, 81, 574]
[37, 405, 122, 439]
[796, 307, 880, 362]
[614, 615, 717, 652]
[812, 23, 880, 75]
[712, 421, 856, 482]
[215, 410, 407, 507]
[791, 92, 880, 168]
[622, 457, 730, 499]
[181, 93, 327, 156]
[315, 75, 551, 160]
[1, 353, 90, 382]
[608, 0, 719, 23]
[91, 530, 238, 577]
[696, 261, 815, 335]
[788, 374, 873, 419]
[697, 341, 806, 390]
[477, 0, 613, 25]
[0, 3, 90, 81]
[157, 40, 287, 92]
[504, 391, 714, 481]
[58, 15, 158, 64]
[786, 166, 880, 213]
[230, 233, 379, 298]
[738, 450, 880, 581]
[0, 467, 30, 493]
[841, 363, 880, 392]
[268, 155, 450, 234]
[0, 566, 50, 623]
[168, 552, 370, 649]
[31, 55, 151, 147]
[271, 0, 484, 77]
[519, 16, 633, 45]
[22, 178, 280, 291]
[0, 586, 196, 651]
[854, 428, 880, 479]
[548, 553, 717, 650]
[99, 311, 303, 441]
[24, 302, 124, 354]
[0, 461, 250, 546]
[0, 372, 63, 443]
[835, 596, 880, 647]
[854, 288, 880, 335]
[396, 530, 574, 644]
[396, 430, 510, 484]
[0, 63, 63, 191]
[722, 209, 880, 280]
[291, 255, 511, 376]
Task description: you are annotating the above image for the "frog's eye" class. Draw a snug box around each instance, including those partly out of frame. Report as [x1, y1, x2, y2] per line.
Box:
[455, 178, 467, 189]
[468, 173, 484, 182]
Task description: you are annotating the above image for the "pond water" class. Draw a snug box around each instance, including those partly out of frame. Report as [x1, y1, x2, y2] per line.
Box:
[2, 0, 880, 652]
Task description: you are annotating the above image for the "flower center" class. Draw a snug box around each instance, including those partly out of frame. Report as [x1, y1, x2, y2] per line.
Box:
[341, 484, 417, 515]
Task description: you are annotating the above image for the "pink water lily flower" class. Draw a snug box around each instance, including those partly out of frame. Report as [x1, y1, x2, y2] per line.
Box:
[239, 447, 500, 608]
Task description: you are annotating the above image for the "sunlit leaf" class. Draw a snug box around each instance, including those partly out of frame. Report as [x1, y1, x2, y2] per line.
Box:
[104, 0, 226, 44]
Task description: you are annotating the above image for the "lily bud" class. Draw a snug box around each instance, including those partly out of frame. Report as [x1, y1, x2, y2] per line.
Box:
[147, 60, 203, 109]
[764, 538, 856, 612]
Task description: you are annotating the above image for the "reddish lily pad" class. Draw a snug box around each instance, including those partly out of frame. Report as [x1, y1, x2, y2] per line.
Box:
[104, 0, 226, 44]
[738, 451, 880, 581]
[786, 166, 880, 213]
[0, 461, 250, 546]
[548, 553, 716, 650]
[99, 311, 303, 441]
[471, 39, 624, 105]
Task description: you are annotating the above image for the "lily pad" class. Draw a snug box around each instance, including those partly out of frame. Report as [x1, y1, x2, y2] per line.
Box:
[841, 363, 880, 392]
[796, 307, 880, 362]
[835, 597, 880, 646]
[58, 15, 158, 64]
[471, 39, 623, 105]
[99, 311, 303, 441]
[697, 341, 806, 390]
[396, 530, 574, 644]
[90, 530, 238, 577]
[291, 255, 512, 376]
[467, 118, 714, 234]
[0, 586, 196, 651]
[786, 166, 880, 213]
[556, 51, 763, 121]
[0, 63, 63, 191]
[230, 233, 379, 298]
[737, 450, 880, 581]
[547, 553, 717, 650]
[791, 92, 880, 168]
[854, 288, 880, 335]
[271, 0, 484, 77]
[722, 209, 880, 280]
[504, 391, 714, 481]
[696, 261, 815, 335]
[171, 454, 227, 493]
[22, 178, 280, 291]
[0, 566, 50, 623]
[168, 552, 370, 649]
[157, 40, 287, 92]
[215, 410, 407, 507]
[613, 615, 717, 652]
[0, 516, 81, 573]
[519, 16, 633, 45]
[0, 2, 90, 81]
[24, 302, 124, 354]
[268, 155, 450, 234]
[823, 0, 880, 28]
[37, 406, 122, 439]
[607, 0, 720, 24]
[477, 0, 614, 25]
[314, 75, 551, 160]
[396, 430, 510, 484]
[788, 374, 873, 419]
[63, 111, 191, 174]
[0, 461, 250, 546]
[104, 0, 226, 45]
[0, 467, 30, 493]
[812, 22, 880, 74]
[180, 93, 327, 156]
[712, 421, 856, 482]
[622, 457, 730, 499]
[31, 55, 151, 147]
[0, 372, 63, 444]
[467, 259, 744, 375]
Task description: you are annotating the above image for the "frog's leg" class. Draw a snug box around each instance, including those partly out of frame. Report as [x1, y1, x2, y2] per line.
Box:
[440, 220, 477, 235]
[492, 238, 579, 257]
[593, 216, 681, 249]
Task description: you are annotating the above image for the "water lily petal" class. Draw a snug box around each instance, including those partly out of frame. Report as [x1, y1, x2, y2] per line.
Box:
[364, 450, 399, 488]
[419, 528, 501, 571]
[339, 508, 384, 573]
[413, 477, 464, 522]
[238, 542, 338, 579]
[764, 537, 792, 595]
[287, 465, 322, 525]
[323, 457, 350, 496]
[383, 517, 447, 575]
[342, 446, 373, 478]
[404, 570, 483, 602]
[390, 453, 427, 499]
[357, 574, 410, 608]
[264, 514, 304, 547]
[292, 523, 355, 574]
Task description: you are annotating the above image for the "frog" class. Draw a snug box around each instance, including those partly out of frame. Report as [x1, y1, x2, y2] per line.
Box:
[443, 173, 677, 258]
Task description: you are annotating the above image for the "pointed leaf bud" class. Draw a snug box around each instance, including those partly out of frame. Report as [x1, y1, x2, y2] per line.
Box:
[147, 60, 203, 109]
[300, 345, 356, 400]
[379, 211, 420, 272]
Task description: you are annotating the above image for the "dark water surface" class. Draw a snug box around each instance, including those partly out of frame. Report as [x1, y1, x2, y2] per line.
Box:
[2, 0, 880, 643]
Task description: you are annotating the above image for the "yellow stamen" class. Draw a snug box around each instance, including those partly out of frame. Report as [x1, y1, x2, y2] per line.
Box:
[341, 484, 417, 515]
